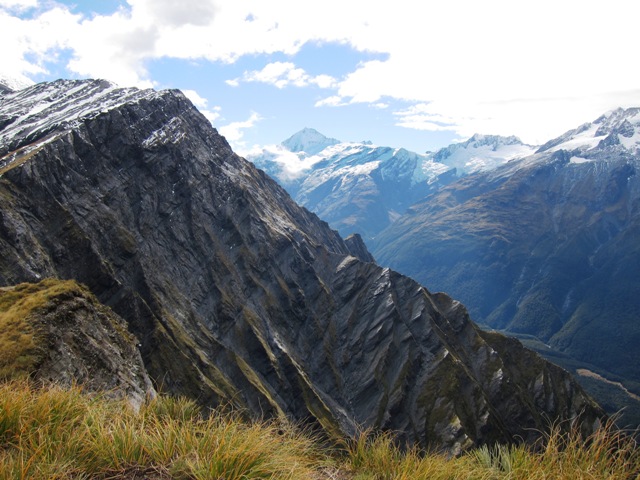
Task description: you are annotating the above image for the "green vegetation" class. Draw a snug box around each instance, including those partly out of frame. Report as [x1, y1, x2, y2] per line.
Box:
[516, 334, 640, 432]
[0, 381, 638, 479]
[0, 279, 88, 380]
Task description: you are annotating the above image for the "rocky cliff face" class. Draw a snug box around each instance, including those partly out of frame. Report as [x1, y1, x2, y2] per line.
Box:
[374, 108, 640, 400]
[0, 79, 603, 452]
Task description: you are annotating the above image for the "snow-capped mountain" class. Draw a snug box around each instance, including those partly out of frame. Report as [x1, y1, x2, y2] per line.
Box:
[247, 129, 535, 240]
[247, 131, 455, 239]
[429, 133, 537, 175]
[281, 127, 340, 155]
[537, 107, 640, 159]
[373, 108, 640, 427]
[0, 79, 168, 160]
[0, 73, 34, 93]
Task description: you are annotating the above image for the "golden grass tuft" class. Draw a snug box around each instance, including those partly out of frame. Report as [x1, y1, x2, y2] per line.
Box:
[0, 279, 86, 380]
[0, 380, 330, 479]
[0, 380, 638, 479]
[344, 420, 640, 480]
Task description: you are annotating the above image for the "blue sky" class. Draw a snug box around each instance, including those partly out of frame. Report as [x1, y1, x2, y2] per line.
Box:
[1, 0, 639, 154]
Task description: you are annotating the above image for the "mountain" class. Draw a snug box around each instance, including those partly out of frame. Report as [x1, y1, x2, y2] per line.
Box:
[247, 131, 534, 241]
[0, 79, 603, 452]
[373, 108, 640, 424]
[281, 127, 340, 155]
[431, 133, 537, 176]
[0, 74, 33, 94]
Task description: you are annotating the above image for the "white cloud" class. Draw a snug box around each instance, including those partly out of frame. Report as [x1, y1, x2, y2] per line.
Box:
[231, 61, 337, 89]
[2, 0, 640, 143]
[315, 96, 348, 108]
[0, 5, 81, 79]
[218, 111, 262, 153]
[183, 89, 221, 123]
[128, 0, 218, 27]
[244, 143, 318, 182]
[0, 0, 37, 9]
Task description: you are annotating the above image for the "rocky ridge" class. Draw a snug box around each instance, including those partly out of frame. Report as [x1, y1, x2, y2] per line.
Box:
[0, 79, 603, 452]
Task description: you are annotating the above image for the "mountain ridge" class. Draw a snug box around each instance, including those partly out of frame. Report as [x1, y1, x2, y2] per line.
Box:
[0, 78, 604, 452]
[247, 129, 536, 240]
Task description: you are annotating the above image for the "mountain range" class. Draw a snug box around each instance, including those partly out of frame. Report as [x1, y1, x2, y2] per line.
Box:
[373, 109, 640, 399]
[248, 129, 536, 241]
[249, 111, 640, 428]
[0, 78, 604, 452]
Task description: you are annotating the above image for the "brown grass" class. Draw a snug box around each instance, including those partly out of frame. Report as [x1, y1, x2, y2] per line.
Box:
[0, 279, 88, 379]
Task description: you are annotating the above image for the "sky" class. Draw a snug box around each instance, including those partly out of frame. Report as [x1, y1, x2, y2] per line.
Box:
[1, 0, 639, 155]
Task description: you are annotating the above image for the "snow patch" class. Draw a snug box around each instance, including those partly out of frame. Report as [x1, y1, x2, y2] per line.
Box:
[0, 74, 34, 91]
[618, 130, 640, 151]
[0, 80, 163, 152]
[548, 123, 606, 152]
[569, 156, 592, 164]
[429, 141, 537, 176]
[142, 117, 186, 148]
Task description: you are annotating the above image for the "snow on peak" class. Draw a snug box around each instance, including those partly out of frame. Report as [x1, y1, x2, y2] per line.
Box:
[0, 78, 163, 153]
[429, 134, 537, 176]
[281, 127, 340, 156]
[0, 73, 34, 93]
[538, 107, 640, 155]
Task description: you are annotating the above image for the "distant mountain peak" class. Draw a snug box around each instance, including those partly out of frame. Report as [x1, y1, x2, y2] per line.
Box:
[431, 134, 537, 175]
[465, 133, 526, 149]
[537, 107, 640, 155]
[281, 127, 340, 156]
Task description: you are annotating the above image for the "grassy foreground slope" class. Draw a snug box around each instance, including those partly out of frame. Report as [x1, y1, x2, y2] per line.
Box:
[0, 381, 638, 480]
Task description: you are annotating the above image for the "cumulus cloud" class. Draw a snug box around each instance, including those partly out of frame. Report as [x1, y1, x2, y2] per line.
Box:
[244, 144, 319, 182]
[129, 0, 218, 27]
[315, 96, 349, 107]
[2, 0, 640, 143]
[0, 4, 80, 79]
[0, 0, 37, 9]
[230, 62, 337, 89]
[218, 111, 262, 153]
[183, 89, 222, 124]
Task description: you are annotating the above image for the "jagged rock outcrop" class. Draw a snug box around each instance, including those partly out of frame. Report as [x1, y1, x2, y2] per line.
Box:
[0, 279, 155, 407]
[343, 233, 374, 263]
[0, 79, 604, 452]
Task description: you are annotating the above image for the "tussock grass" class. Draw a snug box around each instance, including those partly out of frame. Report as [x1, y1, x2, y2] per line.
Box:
[0, 381, 329, 479]
[0, 382, 638, 479]
[0, 279, 85, 380]
[343, 420, 640, 480]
